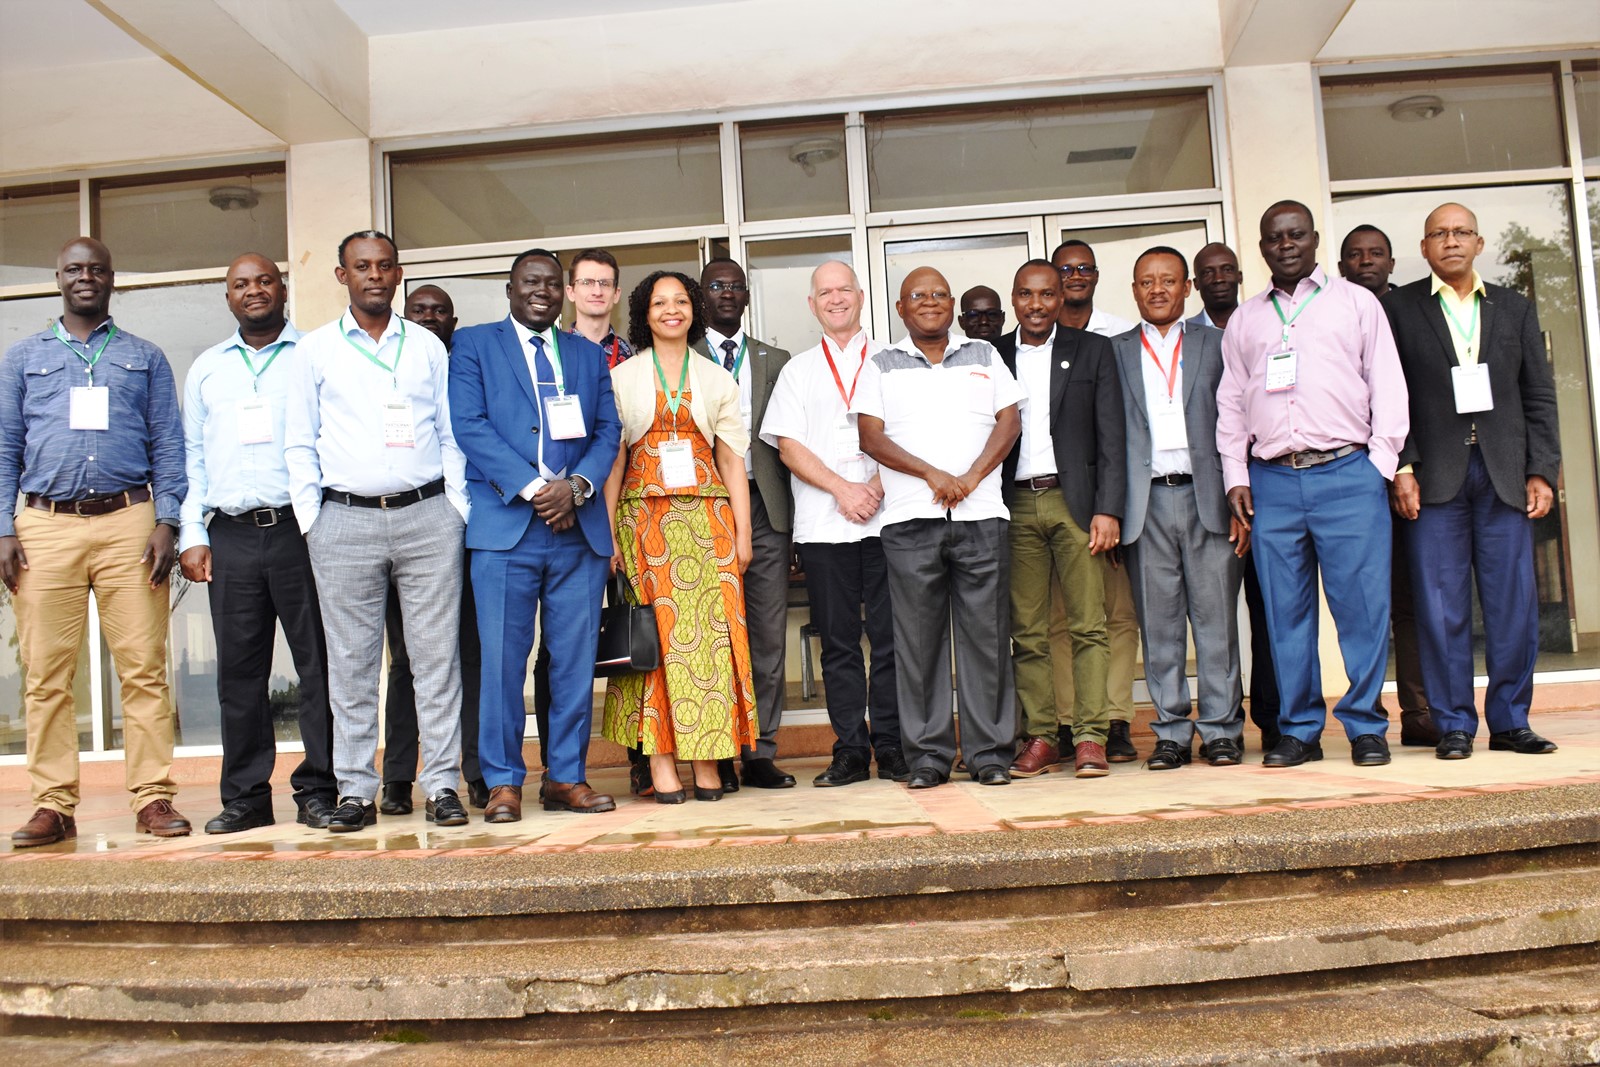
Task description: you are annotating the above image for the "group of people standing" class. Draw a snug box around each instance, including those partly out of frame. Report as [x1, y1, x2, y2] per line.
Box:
[0, 193, 1562, 847]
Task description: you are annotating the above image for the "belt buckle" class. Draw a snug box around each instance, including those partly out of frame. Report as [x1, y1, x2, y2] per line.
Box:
[1290, 451, 1314, 470]
[253, 508, 279, 527]
[378, 490, 412, 510]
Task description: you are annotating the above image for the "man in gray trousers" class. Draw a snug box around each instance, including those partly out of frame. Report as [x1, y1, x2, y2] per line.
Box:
[1112, 246, 1248, 769]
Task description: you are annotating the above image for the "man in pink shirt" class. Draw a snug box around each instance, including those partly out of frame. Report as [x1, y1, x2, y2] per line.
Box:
[1216, 200, 1409, 768]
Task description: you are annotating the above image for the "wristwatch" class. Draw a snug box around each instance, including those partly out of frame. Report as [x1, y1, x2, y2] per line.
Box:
[569, 476, 586, 506]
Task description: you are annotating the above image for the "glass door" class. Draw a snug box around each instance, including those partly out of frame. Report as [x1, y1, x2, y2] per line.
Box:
[1044, 204, 1226, 326]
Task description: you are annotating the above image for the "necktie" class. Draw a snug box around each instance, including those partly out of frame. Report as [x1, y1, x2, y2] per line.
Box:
[720, 338, 738, 373]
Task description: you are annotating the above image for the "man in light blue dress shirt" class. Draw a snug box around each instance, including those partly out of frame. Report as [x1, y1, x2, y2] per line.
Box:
[178, 253, 337, 833]
[284, 231, 471, 833]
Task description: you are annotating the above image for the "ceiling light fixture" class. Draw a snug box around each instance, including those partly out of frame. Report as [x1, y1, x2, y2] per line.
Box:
[1387, 95, 1445, 123]
[208, 185, 260, 211]
[788, 138, 842, 177]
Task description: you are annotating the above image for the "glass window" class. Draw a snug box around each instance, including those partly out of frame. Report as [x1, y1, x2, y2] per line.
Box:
[1322, 68, 1566, 182]
[0, 184, 79, 286]
[880, 230, 1031, 344]
[746, 235, 853, 354]
[0, 294, 62, 355]
[96, 169, 287, 275]
[390, 130, 723, 251]
[1575, 61, 1600, 168]
[1331, 185, 1600, 670]
[1051, 219, 1212, 327]
[866, 93, 1214, 213]
[741, 118, 849, 223]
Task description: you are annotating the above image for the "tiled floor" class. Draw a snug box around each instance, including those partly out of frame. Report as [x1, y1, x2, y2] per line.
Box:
[3, 708, 1597, 863]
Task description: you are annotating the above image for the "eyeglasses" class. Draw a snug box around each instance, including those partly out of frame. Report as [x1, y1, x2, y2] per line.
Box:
[572, 277, 616, 291]
[1057, 264, 1099, 277]
[959, 309, 1006, 322]
[1424, 228, 1478, 242]
[705, 281, 748, 294]
[907, 289, 953, 303]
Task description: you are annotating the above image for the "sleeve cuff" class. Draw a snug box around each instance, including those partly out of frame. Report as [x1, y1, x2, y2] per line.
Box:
[178, 522, 210, 553]
[518, 477, 547, 501]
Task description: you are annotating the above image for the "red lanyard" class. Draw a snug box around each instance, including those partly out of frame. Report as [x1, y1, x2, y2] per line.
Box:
[821, 335, 869, 408]
[1141, 329, 1182, 400]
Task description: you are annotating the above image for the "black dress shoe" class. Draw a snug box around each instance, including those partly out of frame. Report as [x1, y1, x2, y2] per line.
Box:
[1489, 727, 1558, 754]
[1260, 730, 1282, 755]
[975, 765, 1011, 785]
[328, 797, 376, 833]
[1435, 730, 1474, 760]
[425, 789, 469, 826]
[1350, 733, 1392, 766]
[1262, 736, 1323, 767]
[379, 781, 413, 815]
[466, 778, 491, 809]
[204, 800, 274, 834]
[906, 768, 946, 790]
[1200, 737, 1242, 766]
[297, 795, 337, 828]
[741, 757, 796, 789]
[1105, 719, 1138, 762]
[717, 758, 741, 793]
[1145, 739, 1192, 771]
[814, 753, 870, 787]
[876, 747, 911, 782]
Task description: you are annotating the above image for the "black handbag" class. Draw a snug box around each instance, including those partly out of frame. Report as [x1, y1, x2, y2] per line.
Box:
[594, 574, 660, 676]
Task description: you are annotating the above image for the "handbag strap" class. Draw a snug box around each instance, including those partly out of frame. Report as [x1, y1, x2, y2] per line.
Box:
[607, 572, 633, 608]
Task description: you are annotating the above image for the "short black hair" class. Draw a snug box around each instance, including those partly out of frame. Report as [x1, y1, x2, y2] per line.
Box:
[627, 270, 707, 353]
[700, 256, 744, 280]
[1340, 224, 1392, 256]
[509, 247, 562, 277]
[1014, 258, 1058, 280]
[1134, 245, 1190, 280]
[337, 229, 397, 267]
[1263, 199, 1316, 227]
[569, 248, 620, 285]
[1050, 239, 1093, 260]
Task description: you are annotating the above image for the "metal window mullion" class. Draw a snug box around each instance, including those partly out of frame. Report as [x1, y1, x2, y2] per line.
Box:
[721, 121, 743, 268]
[78, 178, 93, 237]
[1560, 63, 1600, 492]
[1209, 75, 1239, 247]
[845, 110, 871, 312]
[1329, 168, 1577, 195]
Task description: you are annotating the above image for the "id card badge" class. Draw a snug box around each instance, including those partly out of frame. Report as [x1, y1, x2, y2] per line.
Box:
[236, 397, 274, 445]
[1150, 403, 1189, 452]
[659, 438, 696, 489]
[1265, 349, 1297, 393]
[1451, 363, 1494, 413]
[69, 386, 110, 430]
[833, 413, 861, 462]
[544, 394, 586, 440]
[382, 399, 416, 448]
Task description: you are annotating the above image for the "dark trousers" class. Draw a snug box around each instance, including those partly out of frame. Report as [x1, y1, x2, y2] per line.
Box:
[798, 537, 900, 760]
[208, 515, 335, 813]
[1405, 447, 1539, 736]
[384, 550, 481, 784]
[744, 483, 792, 760]
[1241, 551, 1279, 738]
[1389, 514, 1429, 713]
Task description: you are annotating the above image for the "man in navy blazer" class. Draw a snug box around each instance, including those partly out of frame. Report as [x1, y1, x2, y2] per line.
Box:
[448, 249, 622, 819]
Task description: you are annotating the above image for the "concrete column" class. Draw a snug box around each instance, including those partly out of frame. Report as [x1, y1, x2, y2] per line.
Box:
[286, 138, 374, 329]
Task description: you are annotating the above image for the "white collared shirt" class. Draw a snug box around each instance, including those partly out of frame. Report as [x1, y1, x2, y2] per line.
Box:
[1012, 328, 1058, 481]
[508, 315, 568, 489]
[1086, 307, 1136, 338]
[1138, 320, 1190, 477]
[704, 326, 754, 469]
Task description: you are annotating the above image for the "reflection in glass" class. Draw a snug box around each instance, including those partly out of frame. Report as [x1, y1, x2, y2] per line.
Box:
[1322, 68, 1565, 181]
[1575, 61, 1599, 168]
[97, 170, 287, 275]
[741, 118, 850, 223]
[1053, 220, 1210, 326]
[881, 232, 1030, 344]
[867, 93, 1213, 213]
[0, 184, 79, 286]
[747, 236, 853, 355]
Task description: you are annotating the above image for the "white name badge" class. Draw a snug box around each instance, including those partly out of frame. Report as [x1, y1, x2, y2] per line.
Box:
[834, 414, 861, 462]
[383, 399, 416, 448]
[544, 394, 586, 440]
[69, 386, 110, 431]
[1451, 363, 1494, 414]
[236, 397, 273, 445]
[659, 438, 696, 489]
[1265, 349, 1297, 393]
[1151, 404, 1189, 453]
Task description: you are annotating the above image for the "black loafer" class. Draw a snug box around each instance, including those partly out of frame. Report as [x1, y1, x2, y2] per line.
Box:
[1105, 719, 1138, 762]
[906, 768, 946, 790]
[717, 759, 741, 793]
[1350, 733, 1392, 766]
[1199, 737, 1242, 766]
[378, 781, 413, 815]
[1263, 736, 1323, 767]
[425, 788, 469, 826]
[1145, 739, 1192, 770]
[328, 797, 376, 833]
[1489, 728, 1558, 754]
[975, 765, 1012, 785]
[466, 778, 491, 809]
[204, 800, 273, 834]
[813, 753, 870, 787]
[296, 795, 337, 829]
[741, 757, 796, 789]
[876, 747, 911, 782]
[1435, 730, 1474, 759]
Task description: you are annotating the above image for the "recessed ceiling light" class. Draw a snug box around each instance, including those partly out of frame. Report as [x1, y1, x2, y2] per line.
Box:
[1388, 95, 1445, 123]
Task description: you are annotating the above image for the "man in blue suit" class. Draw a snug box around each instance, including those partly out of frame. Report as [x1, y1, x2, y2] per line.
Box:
[448, 249, 622, 820]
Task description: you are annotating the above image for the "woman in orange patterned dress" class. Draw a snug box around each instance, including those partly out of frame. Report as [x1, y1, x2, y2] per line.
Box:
[602, 271, 757, 803]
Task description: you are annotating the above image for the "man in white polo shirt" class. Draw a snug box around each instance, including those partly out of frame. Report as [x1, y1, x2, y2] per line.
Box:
[761, 260, 905, 787]
[855, 266, 1023, 790]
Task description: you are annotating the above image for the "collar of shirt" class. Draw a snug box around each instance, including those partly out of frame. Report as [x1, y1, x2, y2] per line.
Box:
[704, 327, 746, 355]
[823, 328, 869, 356]
[1139, 319, 1184, 358]
[227, 322, 302, 353]
[53, 315, 116, 346]
[1429, 270, 1485, 300]
[1192, 307, 1216, 328]
[1086, 307, 1136, 337]
[1015, 327, 1056, 355]
[1266, 264, 1328, 305]
[888, 332, 970, 364]
[508, 315, 558, 351]
[340, 308, 404, 347]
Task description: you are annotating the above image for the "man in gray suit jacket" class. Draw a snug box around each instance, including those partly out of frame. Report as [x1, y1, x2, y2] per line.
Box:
[1113, 247, 1249, 768]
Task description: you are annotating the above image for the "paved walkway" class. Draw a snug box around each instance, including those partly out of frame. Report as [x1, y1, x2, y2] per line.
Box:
[3, 708, 1597, 864]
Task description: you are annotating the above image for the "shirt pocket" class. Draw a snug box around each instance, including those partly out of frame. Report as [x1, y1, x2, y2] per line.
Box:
[22, 359, 72, 416]
[101, 352, 152, 416]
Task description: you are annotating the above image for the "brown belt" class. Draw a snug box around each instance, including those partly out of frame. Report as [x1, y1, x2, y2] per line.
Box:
[1016, 475, 1060, 490]
[26, 486, 151, 516]
[1262, 444, 1364, 470]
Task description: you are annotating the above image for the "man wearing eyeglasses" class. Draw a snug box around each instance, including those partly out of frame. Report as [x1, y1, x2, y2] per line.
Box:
[1383, 203, 1561, 760]
[958, 286, 1006, 343]
[566, 249, 633, 369]
[693, 258, 795, 791]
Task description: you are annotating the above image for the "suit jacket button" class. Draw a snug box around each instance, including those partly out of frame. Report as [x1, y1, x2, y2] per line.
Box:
[531, 426, 539, 434]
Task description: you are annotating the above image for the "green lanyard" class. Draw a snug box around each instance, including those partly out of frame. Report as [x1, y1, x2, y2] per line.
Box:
[651, 348, 691, 420]
[1269, 285, 1323, 347]
[538, 330, 567, 395]
[709, 336, 747, 379]
[1437, 291, 1480, 359]
[235, 341, 289, 392]
[52, 321, 117, 381]
[341, 315, 405, 383]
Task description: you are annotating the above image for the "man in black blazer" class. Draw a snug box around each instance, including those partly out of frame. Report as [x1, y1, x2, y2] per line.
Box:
[996, 259, 1126, 778]
[1384, 202, 1561, 759]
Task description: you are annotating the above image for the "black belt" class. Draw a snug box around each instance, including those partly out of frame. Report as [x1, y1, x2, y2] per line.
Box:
[216, 505, 293, 527]
[1152, 473, 1193, 486]
[1262, 444, 1364, 469]
[26, 486, 150, 516]
[323, 478, 446, 510]
[1016, 475, 1060, 490]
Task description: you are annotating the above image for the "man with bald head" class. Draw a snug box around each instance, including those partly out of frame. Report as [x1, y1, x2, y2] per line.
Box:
[1, 237, 190, 845]
[178, 254, 336, 832]
[404, 285, 458, 350]
[1188, 243, 1243, 330]
[959, 285, 1006, 343]
[1384, 202, 1561, 759]
[855, 267, 1023, 788]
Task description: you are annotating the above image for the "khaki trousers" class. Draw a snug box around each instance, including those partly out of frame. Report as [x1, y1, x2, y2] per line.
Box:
[13, 501, 176, 814]
[1051, 557, 1139, 726]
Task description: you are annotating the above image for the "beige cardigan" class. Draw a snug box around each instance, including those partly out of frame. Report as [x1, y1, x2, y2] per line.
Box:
[611, 347, 750, 454]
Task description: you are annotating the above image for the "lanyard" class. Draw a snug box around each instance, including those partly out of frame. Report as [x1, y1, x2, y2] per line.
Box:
[820, 335, 869, 409]
[712, 336, 747, 380]
[1140, 329, 1182, 401]
[234, 341, 288, 392]
[341, 315, 405, 382]
[534, 330, 567, 394]
[1269, 284, 1322, 345]
[1437, 291, 1480, 357]
[606, 334, 621, 369]
[651, 348, 691, 422]
[53, 321, 117, 379]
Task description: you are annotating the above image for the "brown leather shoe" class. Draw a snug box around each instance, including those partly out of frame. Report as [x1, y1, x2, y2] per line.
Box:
[1009, 736, 1061, 777]
[1074, 741, 1110, 778]
[541, 780, 616, 813]
[135, 798, 192, 837]
[11, 808, 76, 848]
[484, 785, 523, 823]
